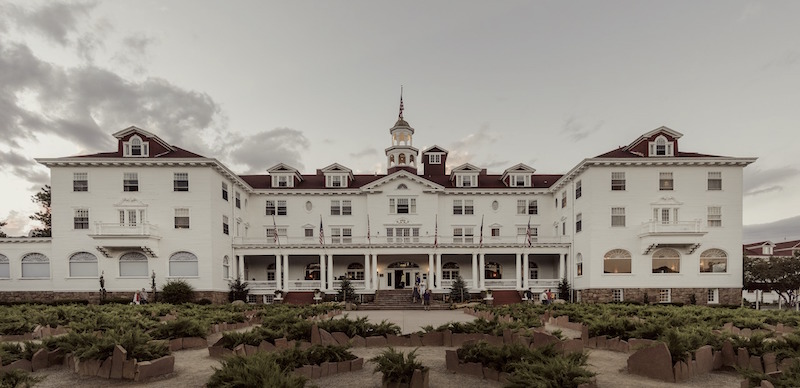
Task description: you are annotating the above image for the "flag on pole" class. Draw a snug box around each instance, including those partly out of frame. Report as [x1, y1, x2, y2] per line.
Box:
[367, 214, 371, 244]
[434, 214, 438, 248]
[525, 216, 532, 247]
[319, 216, 325, 246]
[272, 215, 279, 245]
[399, 86, 404, 119]
[479, 215, 484, 248]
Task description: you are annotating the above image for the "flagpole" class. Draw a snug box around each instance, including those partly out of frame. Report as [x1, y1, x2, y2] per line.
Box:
[273, 214, 282, 292]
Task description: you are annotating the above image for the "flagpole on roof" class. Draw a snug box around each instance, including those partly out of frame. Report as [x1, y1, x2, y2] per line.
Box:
[399, 85, 404, 119]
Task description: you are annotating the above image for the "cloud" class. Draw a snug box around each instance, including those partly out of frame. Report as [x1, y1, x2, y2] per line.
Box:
[561, 115, 604, 142]
[6, 1, 97, 45]
[744, 166, 800, 196]
[350, 148, 377, 158]
[112, 33, 157, 72]
[226, 128, 310, 173]
[0, 149, 50, 186]
[744, 215, 800, 243]
[0, 210, 30, 237]
[739, 2, 762, 22]
[761, 51, 800, 71]
[446, 123, 499, 167]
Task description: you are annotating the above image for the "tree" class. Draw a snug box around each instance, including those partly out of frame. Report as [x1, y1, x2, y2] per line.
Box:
[449, 274, 468, 303]
[558, 276, 572, 302]
[29, 185, 52, 237]
[338, 277, 356, 303]
[744, 254, 800, 307]
[0, 221, 7, 237]
[228, 278, 250, 302]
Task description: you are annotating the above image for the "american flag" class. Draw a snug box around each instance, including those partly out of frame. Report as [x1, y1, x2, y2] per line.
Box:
[479, 215, 484, 248]
[367, 215, 371, 244]
[525, 217, 532, 247]
[272, 215, 279, 245]
[399, 87, 404, 119]
[433, 214, 438, 248]
[319, 216, 325, 246]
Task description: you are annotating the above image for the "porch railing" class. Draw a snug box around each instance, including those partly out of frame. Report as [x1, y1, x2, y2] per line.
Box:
[440, 279, 474, 289]
[484, 279, 518, 289]
[528, 279, 560, 289]
[233, 235, 571, 246]
[331, 280, 366, 290]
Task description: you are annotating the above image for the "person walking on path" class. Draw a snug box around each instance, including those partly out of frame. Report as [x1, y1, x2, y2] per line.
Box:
[412, 284, 420, 303]
[423, 289, 431, 311]
[539, 290, 549, 305]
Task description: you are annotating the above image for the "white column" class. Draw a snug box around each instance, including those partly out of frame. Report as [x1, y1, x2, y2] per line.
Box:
[237, 255, 245, 281]
[282, 254, 289, 291]
[471, 253, 478, 291]
[560, 254, 567, 280]
[319, 254, 326, 290]
[428, 253, 434, 288]
[479, 253, 486, 289]
[275, 254, 282, 290]
[522, 253, 529, 289]
[515, 253, 522, 290]
[327, 254, 334, 290]
[364, 254, 371, 291]
[372, 254, 379, 290]
[436, 254, 443, 290]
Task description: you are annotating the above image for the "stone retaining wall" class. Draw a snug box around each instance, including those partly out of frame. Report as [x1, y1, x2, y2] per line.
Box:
[0, 291, 230, 304]
[578, 288, 740, 305]
[293, 358, 364, 380]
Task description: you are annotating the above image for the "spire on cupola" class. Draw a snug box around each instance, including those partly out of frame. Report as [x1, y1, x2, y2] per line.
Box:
[386, 86, 419, 174]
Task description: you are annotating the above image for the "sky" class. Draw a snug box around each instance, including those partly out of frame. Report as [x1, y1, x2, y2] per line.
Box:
[0, 1, 798, 242]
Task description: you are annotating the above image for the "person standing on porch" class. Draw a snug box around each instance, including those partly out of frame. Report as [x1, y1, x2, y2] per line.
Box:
[419, 281, 426, 304]
[423, 289, 431, 311]
[412, 284, 420, 303]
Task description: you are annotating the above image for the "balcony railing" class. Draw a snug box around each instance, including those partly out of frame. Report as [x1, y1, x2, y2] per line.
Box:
[440, 279, 474, 289]
[484, 279, 518, 289]
[92, 222, 160, 237]
[233, 235, 570, 246]
[639, 220, 705, 235]
[249, 281, 278, 291]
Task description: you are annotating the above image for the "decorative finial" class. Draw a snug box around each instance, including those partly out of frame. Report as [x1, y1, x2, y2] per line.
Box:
[399, 85, 404, 119]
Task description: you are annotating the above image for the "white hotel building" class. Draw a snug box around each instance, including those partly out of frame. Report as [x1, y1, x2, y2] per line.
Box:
[0, 109, 755, 305]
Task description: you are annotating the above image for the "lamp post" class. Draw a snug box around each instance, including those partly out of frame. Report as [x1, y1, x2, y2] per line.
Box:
[151, 270, 157, 302]
[99, 270, 106, 302]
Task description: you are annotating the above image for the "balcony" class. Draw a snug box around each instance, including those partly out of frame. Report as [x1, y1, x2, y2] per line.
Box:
[232, 235, 570, 248]
[638, 220, 706, 255]
[89, 222, 161, 258]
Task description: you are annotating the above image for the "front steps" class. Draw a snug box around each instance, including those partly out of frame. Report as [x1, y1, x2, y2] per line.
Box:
[489, 290, 522, 306]
[283, 292, 314, 305]
[358, 289, 451, 310]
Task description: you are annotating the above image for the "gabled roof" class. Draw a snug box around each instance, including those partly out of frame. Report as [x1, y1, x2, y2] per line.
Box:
[625, 126, 683, 150]
[320, 163, 354, 179]
[112, 126, 174, 151]
[450, 163, 481, 172]
[360, 169, 444, 192]
[72, 146, 206, 159]
[743, 240, 800, 257]
[267, 163, 303, 182]
[501, 163, 536, 180]
[422, 145, 448, 154]
[593, 147, 721, 159]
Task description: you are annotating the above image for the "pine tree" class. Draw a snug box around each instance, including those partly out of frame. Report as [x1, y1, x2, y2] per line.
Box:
[0, 221, 7, 238]
[29, 185, 52, 237]
[557, 277, 571, 302]
[450, 274, 468, 303]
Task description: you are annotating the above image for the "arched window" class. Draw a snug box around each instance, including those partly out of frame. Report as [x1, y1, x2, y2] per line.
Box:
[347, 263, 365, 280]
[388, 261, 419, 269]
[119, 252, 148, 277]
[69, 252, 98, 277]
[131, 136, 142, 155]
[305, 263, 320, 280]
[485, 261, 501, 279]
[267, 263, 276, 281]
[652, 248, 680, 273]
[529, 262, 538, 280]
[399, 153, 406, 164]
[604, 249, 632, 274]
[700, 249, 727, 273]
[442, 262, 459, 280]
[169, 251, 198, 277]
[576, 253, 583, 276]
[223, 256, 230, 280]
[21, 253, 50, 278]
[0, 254, 9, 279]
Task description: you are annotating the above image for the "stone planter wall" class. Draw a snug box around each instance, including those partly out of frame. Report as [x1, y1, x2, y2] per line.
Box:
[293, 357, 364, 380]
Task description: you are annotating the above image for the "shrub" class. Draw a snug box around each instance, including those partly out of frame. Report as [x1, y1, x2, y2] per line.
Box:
[207, 352, 307, 388]
[149, 318, 208, 340]
[0, 370, 41, 388]
[338, 277, 356, 303]
[505, 352, 595, 388]
[228, 279, 249, 302]
[450, 274, 468, 303]
[371, 347, 426, 385]
[160, 279, 196, 304]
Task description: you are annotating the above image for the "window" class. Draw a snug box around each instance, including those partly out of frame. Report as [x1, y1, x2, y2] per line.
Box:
[173, 173, 189, 191]
[267, 263, 276, 281]
[0, 254, 8, 279]
[266, 200, 287, 215]
[562, 221, 566, 235]
[331, 227, 352, 244]
[649, 135, 674, 157]
[74, 209, 89, 230]
[700, 249, 728, 273]
[123, 135, 149, 157]
[576, 253, 583, 276]
[659, 172, 674, 190]
[442, 262, 459, 280]
[386, 227, 420, 243]
[235, 192, 241, 208]
[708, 206, 722, 227]
[68, 252, 99, 277]
[428, 154, 441, 164]
[453, 200, 474, 215]
[223, 256, 230, 279]
[346, 263, 365, 280]
[561, 191, 567, 208]
[516, 200, 538, 215]
[612, 289, 623, 302]
[658, 289, 671, 303]
[390, 198, 416, 214]
[169, 251, 198, 277]
[265, 227, 287, 242]
[652, 248, 680, 273]
[119, 252, 147, 277]
[611, 172, 626, 191]
[485, 261, 501, 279]
[509, 174, 528, 187]
[453, 227, 474, 243]
[611, 207, 626, 227]
[604, 249, 631, 274]
[517, 226, 538, 242]
[707, 172, 722, 190]
[575, 180, 582, 199]
[529, 262, 539, 280]
[123, 172, 138, 192]
[221, 182, 228, 200]
[328, 175, 343, 187]
[491, 227, 500, 237]
[21, 253, 50, 278]
[275, 175, 291, 187]
[73, 172, 88, 192]
[305, 263, 320, 280]
[707, 288, 719, 304]
[575, 213, 582, 233]
[223, 215, 229, 235]
[304, 228, 314, 238]
[174, 208, 190, 229]
[331, 200, 352, 216]
[457, 175, 475, 187]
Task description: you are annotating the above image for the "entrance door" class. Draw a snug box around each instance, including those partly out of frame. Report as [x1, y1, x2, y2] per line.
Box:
[394, 270, 405, 289]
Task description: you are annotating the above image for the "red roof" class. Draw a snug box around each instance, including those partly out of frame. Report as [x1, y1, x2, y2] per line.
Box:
[594, 148, 721, 159]
[72, 146, 206, 159]
[239, 172, 562, 190]
[743, 240, 800, 257]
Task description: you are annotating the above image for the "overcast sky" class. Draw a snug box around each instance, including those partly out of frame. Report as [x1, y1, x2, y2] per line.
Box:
[1, 1, 798, 242]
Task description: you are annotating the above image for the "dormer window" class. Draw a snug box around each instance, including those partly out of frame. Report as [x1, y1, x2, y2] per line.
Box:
[429, 154, 441, 164]
[762, 245, 773, 255]
[271, 175, 294, 188]
[648, 135, 674, 157]
[509, 174, 530, 187]
[326, 175, 347, 188]
[123, 135, 150, 157]
[458, 175, 476, 188]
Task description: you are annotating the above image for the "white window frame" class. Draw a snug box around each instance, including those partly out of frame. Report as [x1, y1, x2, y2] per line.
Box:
[169, 251, 199, 277]
[700, 249, 728, 273]
[604, 249, 632, 274]
[575, 180, 582, 199]
[708, 172, 722, 191]
[0, 254, 9, 279]
[326, 175, 346, 188]
[561, 191, 567, 208]
[331, 227, 353, 244]
[173, 172, 189, 192]
[222, 215, 229, 235]
[389, 197, 416, 214]
[123, 135, 150, 157]
[510, 174, 529, 187]
[456, 174, 478, 188]
[428, 154, 441, 164]
[123, 172, 139, 192]
[453, 227, 474, 243]
[708, 206, 722, 227]
[223, 256, 230, 280]
[612, 289, 623, 302]
[174, 208, 190, 229]
[266, 200, 288, 216]
[331, 200, 352, 216]
[707, 288, 719, 304]
[119, 252, 148, 277]
[575, 213, 582, 233]
[221, 182, 229, 201]
[575, 253, 583, 277]
[453, 199, 474, 215]
[235, 192, 241, 209]
[73, 172, 88, 192]
[68, 252, 98, 277]
[74, 208, 89, 230]
[611, 172, 626, 191]
[611, 207, 626, 227]
[516, 199, 538, 215]
[659, 172, 674, 191]
[658, 289, 672, 303]
[273, 175, 293, 188]
[649, 135, 674, 157]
